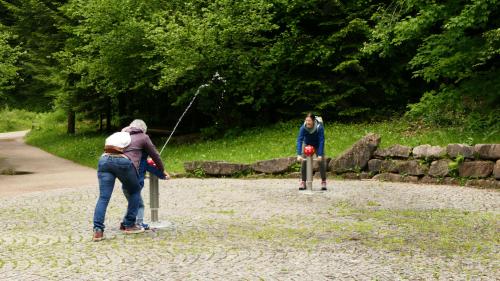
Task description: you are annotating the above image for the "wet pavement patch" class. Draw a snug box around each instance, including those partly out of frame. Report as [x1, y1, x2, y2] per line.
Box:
[1, 168, 34, 175]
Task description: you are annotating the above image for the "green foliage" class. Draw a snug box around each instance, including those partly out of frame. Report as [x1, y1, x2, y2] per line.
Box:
[147, 0, 281, 127]
[0, 26, 20, 98]
[406, 89, 466, 126]
[448, 154, 465, 177]
[191, 167, 206, 178]
[2, 0, 499, 133]
[52, 0, 168, 127]
[267, 0, 390, 119]
[0, 107, 44, 133]
[25, 118, 104, 169]
[0, 0, 65, 110]
[367, 0, 500, 130]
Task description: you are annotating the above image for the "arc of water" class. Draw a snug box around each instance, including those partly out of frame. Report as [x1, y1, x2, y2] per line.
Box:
[159, 72, 226, 155]
[159, 84, 208, 155]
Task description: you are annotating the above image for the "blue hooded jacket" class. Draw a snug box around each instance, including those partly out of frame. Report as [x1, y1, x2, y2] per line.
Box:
[296, 120, 325, 156]
[137, 151, 166, 188]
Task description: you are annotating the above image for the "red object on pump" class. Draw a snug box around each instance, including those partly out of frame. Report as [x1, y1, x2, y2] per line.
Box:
[147, 158, 157, 167]
[304, 145, 315, 157]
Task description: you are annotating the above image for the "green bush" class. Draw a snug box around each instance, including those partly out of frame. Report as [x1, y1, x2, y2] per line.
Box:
[0, 107, 45, 133]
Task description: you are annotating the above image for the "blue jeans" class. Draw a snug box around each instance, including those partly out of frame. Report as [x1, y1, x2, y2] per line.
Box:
[93, 155, 142, 231]
[122, 153, 165, 225]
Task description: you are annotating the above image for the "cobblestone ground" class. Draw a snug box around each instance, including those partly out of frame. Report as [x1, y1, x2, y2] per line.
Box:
[0, 178, 498, 280]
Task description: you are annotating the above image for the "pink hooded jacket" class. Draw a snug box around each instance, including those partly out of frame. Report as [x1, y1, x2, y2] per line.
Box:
[122, 127, 165, 173]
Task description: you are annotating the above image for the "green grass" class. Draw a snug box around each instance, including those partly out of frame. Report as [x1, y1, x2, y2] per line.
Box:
[0, 107, 44, 133]
[226, 207, 497, 260]
[25, 116, 499, 173]
[159, 205, 498, 261]
[333, 205, 499, 259]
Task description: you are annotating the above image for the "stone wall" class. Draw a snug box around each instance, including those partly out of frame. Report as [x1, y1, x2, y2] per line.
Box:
[328, 135, 499, 188]
[183, 134, 500, 188]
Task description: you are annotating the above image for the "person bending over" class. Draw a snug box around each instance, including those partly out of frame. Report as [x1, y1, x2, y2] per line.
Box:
[296, 113, 327, 191]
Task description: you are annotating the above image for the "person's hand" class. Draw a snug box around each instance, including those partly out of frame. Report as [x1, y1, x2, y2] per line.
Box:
[163, 171, 170, 180]
[297, 155, 304, 162]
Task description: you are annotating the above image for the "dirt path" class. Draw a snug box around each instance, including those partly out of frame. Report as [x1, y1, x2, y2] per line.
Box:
[0, 130, 96, 197]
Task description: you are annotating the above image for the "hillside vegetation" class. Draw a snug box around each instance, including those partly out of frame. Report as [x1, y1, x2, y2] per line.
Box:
[26, 115, 498, 173]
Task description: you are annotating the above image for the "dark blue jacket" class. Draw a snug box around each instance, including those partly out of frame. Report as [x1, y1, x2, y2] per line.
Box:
[296, 123, 325, 156]
[137, 152, 166, 188]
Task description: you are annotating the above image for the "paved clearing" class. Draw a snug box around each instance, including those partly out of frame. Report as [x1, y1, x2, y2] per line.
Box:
[2, 179, 499, 280]
[0, 131, 498, 280]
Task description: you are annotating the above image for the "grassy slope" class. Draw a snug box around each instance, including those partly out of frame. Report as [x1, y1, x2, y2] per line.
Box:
[25, 119, 499, 173]
[0, 108, 42, 133]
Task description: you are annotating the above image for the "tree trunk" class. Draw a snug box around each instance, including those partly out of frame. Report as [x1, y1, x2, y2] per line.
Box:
[118, 92, 127, 128]
[99, 113, 103, 132]
[106, 97, 112, 132]
[67, 110, 75, 134]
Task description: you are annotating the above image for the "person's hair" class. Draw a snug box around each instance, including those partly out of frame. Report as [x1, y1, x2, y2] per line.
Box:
[129, 119, 147, 133]
[305, 112, 316, 121]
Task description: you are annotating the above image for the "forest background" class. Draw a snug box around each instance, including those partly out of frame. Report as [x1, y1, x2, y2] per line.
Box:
[1, 0, 499, 138]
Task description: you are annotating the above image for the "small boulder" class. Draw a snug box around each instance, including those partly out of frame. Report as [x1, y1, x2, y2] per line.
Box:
[474, 144, 500, 160]
[339, 172, 373, 180]
[420, 176, 439, 185]
[184, 161, 250, 176]
[359, 172, 373, 180]
[367, 159, 398, 173]
[329, 133, 381, 173]
[367, 159, 382, 173]
[458, 161, 494, 178]
[373, 173, 418, 183]
[374, 144, 412, 159]
[342, 172, 360, 180]
[442, 177, 460, 186]
[404, 175, 420, 183]
[412, 144, 446, 159]
[313, 157, 332, 172]
[369, 159, 427, 176]
[373, 173, 402, 182]
[395, 160, 428, 176]
[446, 144, 474, 159]
[251, 157, 297, 174]
[465, 179, 500, 189]
[429, 159, 451, 177]
[494, 160, 500, 180]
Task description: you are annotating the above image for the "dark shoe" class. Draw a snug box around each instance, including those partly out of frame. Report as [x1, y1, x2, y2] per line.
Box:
[321, 181, 327, 191]
[121, 222, 149, 231]
[93, 229, 104, 242]
[299, 181, 306, 190]
[123, 224, 145, 234]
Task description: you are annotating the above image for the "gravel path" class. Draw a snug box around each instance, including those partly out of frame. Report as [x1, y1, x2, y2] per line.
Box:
[0, 178, 498, 280]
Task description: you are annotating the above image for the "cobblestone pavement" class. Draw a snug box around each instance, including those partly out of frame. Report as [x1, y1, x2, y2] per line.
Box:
[0, 178, 498, 280]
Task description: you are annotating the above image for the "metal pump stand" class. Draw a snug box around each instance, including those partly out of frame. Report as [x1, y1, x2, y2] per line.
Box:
[304, 145, 316, 191]
[149, 174, 159, 222]
[306, 155, 313, 191]
[148, 172, 173, 229]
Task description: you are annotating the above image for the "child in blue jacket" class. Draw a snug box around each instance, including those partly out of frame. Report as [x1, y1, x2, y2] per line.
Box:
[296, 113, 327, 190]
[121, 151, 166, 230]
